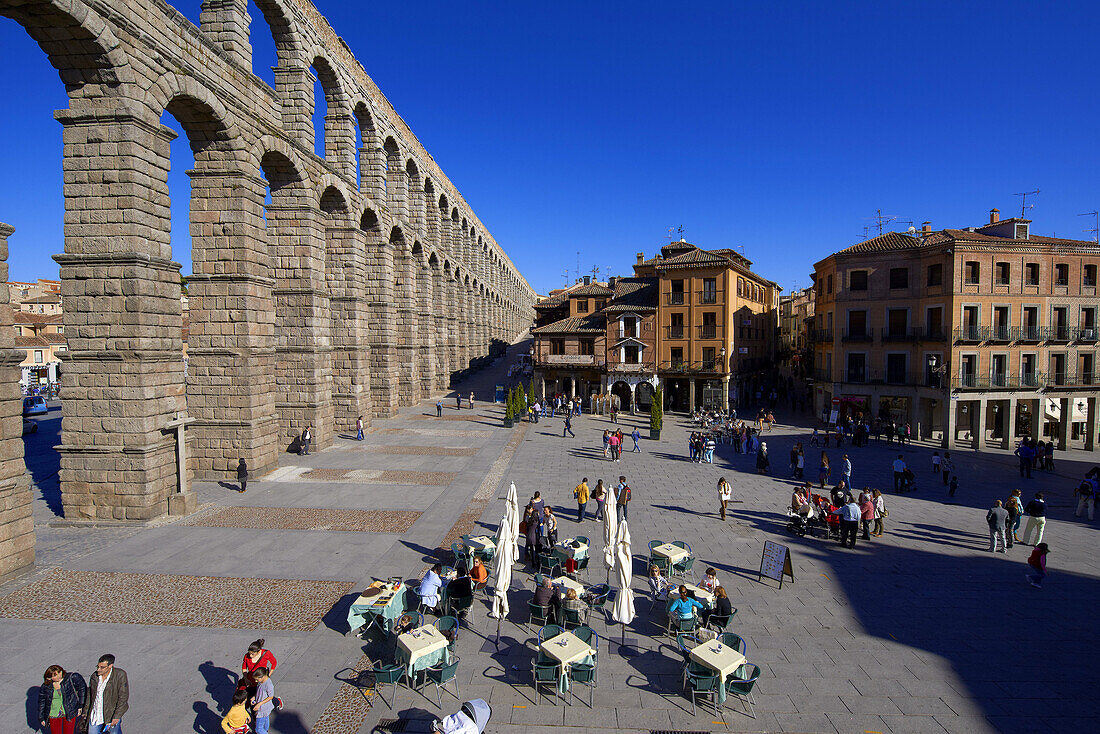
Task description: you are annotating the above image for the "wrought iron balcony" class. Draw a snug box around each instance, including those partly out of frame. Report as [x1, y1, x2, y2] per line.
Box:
[880, 327, 918, 342]
[1048, 326, 1072, 342]
[697, 325, 723, 340]
[953, 326, 985, 342]
[952, 374, 1047, 390]
[812, 329, 834, 343]
[697, 290, 720, 305]
[914, 327, 947, 342]
[841, 328, 873, 343]
[1013, 325, 1047, 342]
[1044, 372, 1096, 389]
[1074, 327, 1098, 343]
[666, 292, 686, 305]
[665, 325, 686, 339]
[988, 326, 1013, 342]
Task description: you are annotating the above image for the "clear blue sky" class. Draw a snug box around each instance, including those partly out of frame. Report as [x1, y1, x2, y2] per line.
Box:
[2, 1, 1099, 295]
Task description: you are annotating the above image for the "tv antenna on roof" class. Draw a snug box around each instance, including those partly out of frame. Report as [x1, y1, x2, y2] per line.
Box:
[864, 208, 898, 236]
[1079, 210, 1099, 243]
[590, 265, 600, 281]
[1014, 189, 1040, 218]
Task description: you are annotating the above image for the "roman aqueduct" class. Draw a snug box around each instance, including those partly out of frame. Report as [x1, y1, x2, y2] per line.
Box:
[0, 0, 536, 577]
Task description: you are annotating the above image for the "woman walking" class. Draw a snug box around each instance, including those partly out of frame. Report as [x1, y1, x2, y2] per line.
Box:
[818, 452, 831, 489]
[592, 479, 607, 522]
[1007, 488, 1024, 543]
[717, 477, 732, 521]
[756, 442, 770, 474]
[38, 665, 86, 734]
[872, 489, 887, 536]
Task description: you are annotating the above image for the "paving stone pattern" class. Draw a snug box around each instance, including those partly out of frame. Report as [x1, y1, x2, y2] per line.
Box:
[301, 468, 459, 485]
[369, 446, 481, 456]
[0, 568, 354, 630]
[183, 507, 422, 533]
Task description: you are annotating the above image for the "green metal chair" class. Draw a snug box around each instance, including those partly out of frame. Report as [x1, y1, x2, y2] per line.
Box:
[568, 662, 597, 707]
[572, 625, 599, 682]
[370, 661, 406, 708]
[532, 661, 561, 705]
[706, 610, 735, 633]
[527, 600, 551, 630]
[719, 632, 747, 655]
[447, 590, 474, 618]
[672, 554, 694, 579]
[560, 605, 587, 631]
[423, 656, 461, 709]
[686, 670, 720, 716]
[434, 615, 459, 655]
[538, 623, 565, 643]
[725, 663, 761, 719]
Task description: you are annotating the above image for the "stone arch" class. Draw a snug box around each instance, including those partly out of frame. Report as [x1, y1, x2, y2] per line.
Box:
[150, 74, 242, 160]
[250, 135, 309, 191]
[310, 52, 353, 171]
[384, 136, 406, 216]
[252, 0, 306, 65]
[0, 0, 136, 97]
[405, 158, 423, 228]
[319, 183, 349, 216]
[360, 206, 381, 235]
[353, 101, 381, 194]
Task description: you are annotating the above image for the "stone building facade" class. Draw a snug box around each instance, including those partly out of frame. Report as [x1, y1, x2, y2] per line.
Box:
[0, 0, 535, 578]
[812, 210, 1100, 450]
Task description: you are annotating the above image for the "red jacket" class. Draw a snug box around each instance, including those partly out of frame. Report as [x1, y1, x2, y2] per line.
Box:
[1027, 548, 1047, 572]
[241, 649, 277, 688]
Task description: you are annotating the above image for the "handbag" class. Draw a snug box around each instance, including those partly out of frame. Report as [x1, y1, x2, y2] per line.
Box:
[518, 520, 528, 534]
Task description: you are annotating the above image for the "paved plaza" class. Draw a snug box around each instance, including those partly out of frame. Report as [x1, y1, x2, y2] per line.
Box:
[2, 342, 1098, 733]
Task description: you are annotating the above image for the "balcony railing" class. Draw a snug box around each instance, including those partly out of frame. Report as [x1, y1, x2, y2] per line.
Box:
[954, 326, 984, 342]
[880, 327, 918, 342]
[1044, 372, 1096, 388]
[608, 361, 657, 374]
[697, 290, 720, 305]
[842, 369, 918, 386]
[658, 360, 726, 374]
[914, 327, 948, 342]
[666, 292, 686, 306]
[1013, 325, 1047, 342]
[665, 325, 686, 339]
[536, 354, 604, 367]
[988, 325, 1013, 342]
[841, 328, 873, 343]
[697, 324, 723, 340]
[1049, 326, 1072, 342]
[1075, 327, 1099, 342]
[812, 329, 833, 342]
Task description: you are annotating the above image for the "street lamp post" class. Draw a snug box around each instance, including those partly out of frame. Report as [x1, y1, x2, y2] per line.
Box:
[927, 355, 951, 447]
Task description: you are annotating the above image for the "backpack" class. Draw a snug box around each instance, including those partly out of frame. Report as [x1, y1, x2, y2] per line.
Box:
[619, 485, 631, 504]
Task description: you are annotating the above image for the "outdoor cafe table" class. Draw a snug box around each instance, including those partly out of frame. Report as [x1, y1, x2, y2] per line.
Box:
[689, 640, 747, 704]
[551, 537, 589, 564]
[461, 534, 496, 560]
[668, 583, 715, 609]
[539, 630, 595, 693]
[551, 575, 585, 596]
[651, 542, 690, 565]
[396, 624, 450, 681]
[347, 581, 407, 634]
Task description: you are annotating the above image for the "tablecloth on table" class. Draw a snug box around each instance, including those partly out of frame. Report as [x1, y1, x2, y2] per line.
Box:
[551, 575, 585, 596]
[689, 640, 746, 704]
[551, 538, 589, 563]
[396, 624, 451, 679]
[347, 582, 407, 633]
[539, 631, 595, 693]
[651, 543, 690, 564]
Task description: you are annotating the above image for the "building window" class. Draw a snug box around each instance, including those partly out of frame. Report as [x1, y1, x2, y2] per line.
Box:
[846, 353, 866, 383]
[550, 339, 564, 355]
[927, 263, 943, 287]
[826, 275, 833, 294]
[1085, 264, 1097, 288]
[889, 268, 908, 289]
[702, 346, 716, 369]
[965, 261, 980, 284]
[1025, 263, 1039, 285]
[579, 339, 594, 355]
[671, 280, 684, 305]
[576, 299, 588, 313]
[621, 316, 638, 338]
[701, 312, 717, 340]
[1055, 263, 1069, 286]
[887, 308, 908, 338]
[737, 278, 743, 297]
[701, 278, 717, 304]
[34, 350, 43, 364]
[886, 353, 908, 384]
[850, 270, 868, 291]
[670, 312, 684, 339]
[595, 299, 606, 310]
[996, 262, 1010, 285]
[670, 347, 684, 368]
[925, 306, 943, 339]
[623, 345, 641, 364]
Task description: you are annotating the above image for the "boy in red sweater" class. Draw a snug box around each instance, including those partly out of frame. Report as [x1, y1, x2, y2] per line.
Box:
[1026, 543, 1049, 588]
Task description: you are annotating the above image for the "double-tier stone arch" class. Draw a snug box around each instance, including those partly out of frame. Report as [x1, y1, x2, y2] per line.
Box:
[0, 0, 538, 579]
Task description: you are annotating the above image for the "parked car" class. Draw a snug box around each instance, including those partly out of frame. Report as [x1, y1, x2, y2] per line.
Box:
[22, 418, 38, 435]
[22, 396, 48, 416]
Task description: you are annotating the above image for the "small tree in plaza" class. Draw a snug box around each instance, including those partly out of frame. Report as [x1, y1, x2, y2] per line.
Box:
[504, 386, 515, 425]
[650, 384, 663, 438]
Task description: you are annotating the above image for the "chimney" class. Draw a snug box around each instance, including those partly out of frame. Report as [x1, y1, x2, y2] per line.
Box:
[921, 221, 932, 235]
[636, 252, 644, 264]
[583, 275, 590, 286]
[608, 276, 617, 289]
[990, 208, 1000, 224]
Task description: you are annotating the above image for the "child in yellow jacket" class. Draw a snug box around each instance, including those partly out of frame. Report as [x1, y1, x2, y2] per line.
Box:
[222, 689, 251, 733]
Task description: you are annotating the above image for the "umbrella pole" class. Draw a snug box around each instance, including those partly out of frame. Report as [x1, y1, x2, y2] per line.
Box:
[495, 614, 503, 650]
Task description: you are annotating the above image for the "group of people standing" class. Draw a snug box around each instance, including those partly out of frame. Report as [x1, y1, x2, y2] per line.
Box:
[1013, 437, 1057, 477]
[603, 428, 641, 459]
[37, 655, 126, 734]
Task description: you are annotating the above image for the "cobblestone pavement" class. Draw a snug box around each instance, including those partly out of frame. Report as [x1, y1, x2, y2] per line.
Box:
[5, 336, 1099, 734]
[183, 507, 423, 533]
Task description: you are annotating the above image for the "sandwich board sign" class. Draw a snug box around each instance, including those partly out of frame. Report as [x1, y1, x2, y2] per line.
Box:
[759, 540, 794, 588]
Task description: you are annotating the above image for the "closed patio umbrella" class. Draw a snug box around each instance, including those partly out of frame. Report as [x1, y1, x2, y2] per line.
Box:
[610, 518, 636, 647]
[602, 487, 618, 583]
[490, 482, 520, 647]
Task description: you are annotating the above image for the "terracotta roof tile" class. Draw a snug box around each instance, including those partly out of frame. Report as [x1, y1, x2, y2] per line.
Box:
[531, 314, 606, 335]
[603, 277, 657, 312]
[15, 335, 49, 348]
[836, 231, 923, 255]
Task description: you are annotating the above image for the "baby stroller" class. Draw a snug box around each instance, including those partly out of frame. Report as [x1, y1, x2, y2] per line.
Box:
[898, 468, 917, 493]
[809, 494, 840, 539]
[433, 699, 492, 734]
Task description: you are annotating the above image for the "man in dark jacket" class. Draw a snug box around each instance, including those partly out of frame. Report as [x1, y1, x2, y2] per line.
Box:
[86, 654, 128, 733]
[986, 500, 1009, 553]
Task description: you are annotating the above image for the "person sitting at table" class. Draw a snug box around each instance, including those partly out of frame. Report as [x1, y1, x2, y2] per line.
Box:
[533, 576, 561, 623]
[703, 585, 733, 627]
[561, 587, 588, 618]
[699, 567, 720, 594]
[470, 556, 488, 585]
[447, 573, 473, 601]
[418, 564, 444, 614]
[394, 612, 418, 636]
[648, 565, 670, 601]
[669, 585, 705, 621]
